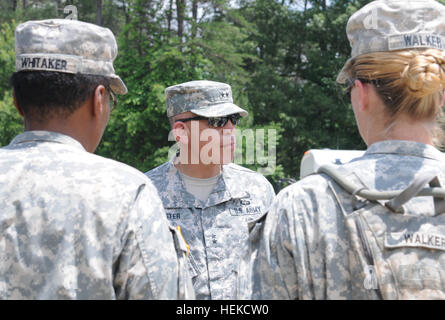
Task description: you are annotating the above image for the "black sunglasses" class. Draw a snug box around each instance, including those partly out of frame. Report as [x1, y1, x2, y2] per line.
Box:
[175, 113, 241, 128]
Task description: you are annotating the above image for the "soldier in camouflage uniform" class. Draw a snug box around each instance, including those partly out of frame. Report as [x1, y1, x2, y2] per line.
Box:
[146, 80, 275, 299]
[238, 0, 445, 299]
[0, 19, 194, 299]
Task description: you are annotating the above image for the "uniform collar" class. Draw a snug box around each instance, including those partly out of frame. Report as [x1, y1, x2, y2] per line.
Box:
[162, 159, 248, 209]
[364, 140, 444, 162]
[9, 130, 85, 151]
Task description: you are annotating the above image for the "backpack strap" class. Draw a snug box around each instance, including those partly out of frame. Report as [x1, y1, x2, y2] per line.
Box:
[385, 172, 445, 214]
[318, 165, 445, 215]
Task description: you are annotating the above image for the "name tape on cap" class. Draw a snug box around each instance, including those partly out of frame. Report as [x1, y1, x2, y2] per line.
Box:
[16, 54, 81, 74]
[388, 33, 445, 51]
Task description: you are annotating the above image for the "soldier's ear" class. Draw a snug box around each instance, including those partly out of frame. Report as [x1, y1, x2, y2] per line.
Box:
[12, 90, 24, 117]
[92, 85, 108, 117]
[173, 121, 189, 145]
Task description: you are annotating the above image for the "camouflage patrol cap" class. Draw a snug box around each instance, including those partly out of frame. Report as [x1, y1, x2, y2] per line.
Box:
[337, 0, 445, 84]
[15, 19, 127, 94]
[165, 80, 248, 118]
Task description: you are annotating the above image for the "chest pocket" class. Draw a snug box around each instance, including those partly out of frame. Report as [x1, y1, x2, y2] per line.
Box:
[322, 165, 445, 300]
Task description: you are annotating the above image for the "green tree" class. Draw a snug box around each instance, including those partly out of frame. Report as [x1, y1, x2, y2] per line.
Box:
[0, 21, 16, 97]
[238, 0, 369, 180]
[96, 0, 207, 171]
[0, 0, 381, 190]
[0, 21, 23, 147]
[96, 0, 264, 176]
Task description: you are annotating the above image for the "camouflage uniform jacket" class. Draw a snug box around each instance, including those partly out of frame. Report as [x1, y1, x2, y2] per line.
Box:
[0, 131, 194, 300]
[238, 140, 445, 299]
[146, 160, 275, 300]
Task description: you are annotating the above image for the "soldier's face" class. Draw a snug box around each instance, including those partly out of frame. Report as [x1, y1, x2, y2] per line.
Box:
[175, 112, 236, 165]
[194, 118, 235, 165]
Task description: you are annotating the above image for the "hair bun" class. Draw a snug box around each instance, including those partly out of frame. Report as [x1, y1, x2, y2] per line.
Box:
[402, 50, 445, 98]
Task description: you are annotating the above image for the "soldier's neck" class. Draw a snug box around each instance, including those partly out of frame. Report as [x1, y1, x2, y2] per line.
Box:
[365, 113, 434, 147]
[175, 162, 222, 179]
[23, 113, 97, 153]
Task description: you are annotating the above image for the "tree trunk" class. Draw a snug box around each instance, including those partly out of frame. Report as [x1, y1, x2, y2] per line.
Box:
[12, 0, 18, 11]
[167, 0, 174, 35]
[56, 0, 62, 16]
[320, 0, 327, 52]
[96, 0, 103, 26]
[22, 0, 27, 9]
[191, 0, 198, 39]
[120, 0, 130, 25]
[176, 0, 185, 51]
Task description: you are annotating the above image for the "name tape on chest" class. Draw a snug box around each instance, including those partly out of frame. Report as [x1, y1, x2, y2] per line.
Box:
[167, 212, 181, 220]
[164, 198, 263, 221]
[385, 232, 445, 251]
[388, 33, 445, 51]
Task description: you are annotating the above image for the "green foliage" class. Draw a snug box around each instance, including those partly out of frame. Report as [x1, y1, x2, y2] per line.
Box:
[0, 0, 375, 190]
[239, 0, 367, 182]
[234, 121, 285, 192]
[0, 91, 23, 147]
[0, 21, 16, 98]
[0, 20, 23, 146]
[96, 0, 259, 175]
[96, 0, 209, 172]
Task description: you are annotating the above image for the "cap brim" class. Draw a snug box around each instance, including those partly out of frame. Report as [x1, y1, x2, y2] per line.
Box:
[190, 103, 248, 117]
[336, 58, 353, 84]
[110, 75, 127, 95]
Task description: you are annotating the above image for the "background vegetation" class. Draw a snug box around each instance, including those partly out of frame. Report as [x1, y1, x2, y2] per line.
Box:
[2, 0, 435, 191]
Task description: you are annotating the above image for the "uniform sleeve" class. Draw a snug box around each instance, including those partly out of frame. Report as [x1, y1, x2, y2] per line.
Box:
[245, 189, 295, 299]
[246, 185, 318, 300]
[113, 183, 194, 300]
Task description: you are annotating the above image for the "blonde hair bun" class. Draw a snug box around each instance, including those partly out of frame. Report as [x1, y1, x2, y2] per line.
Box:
[402, 50, 445, 98]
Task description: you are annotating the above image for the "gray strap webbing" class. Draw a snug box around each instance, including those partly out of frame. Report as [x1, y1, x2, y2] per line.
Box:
[317, 165, 445, 213]
[385, 172, 439, 212]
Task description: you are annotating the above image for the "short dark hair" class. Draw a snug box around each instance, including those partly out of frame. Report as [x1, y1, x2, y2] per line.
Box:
[10, 71, 111, 122]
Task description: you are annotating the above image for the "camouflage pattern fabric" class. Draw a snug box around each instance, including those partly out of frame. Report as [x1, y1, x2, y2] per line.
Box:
[0, 131, 194, 300]
[337, 0, 445, 83]
[165, 80, 248, 118]
[238, 140, 445, 299]
[15, 19, 127, 94]
[146, 159, 275, 300]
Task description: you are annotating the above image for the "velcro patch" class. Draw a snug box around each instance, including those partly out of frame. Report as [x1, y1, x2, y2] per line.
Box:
[16, 54, 80, 73]
[385, 232, 445, 251]
[388, 33, 445, 51]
